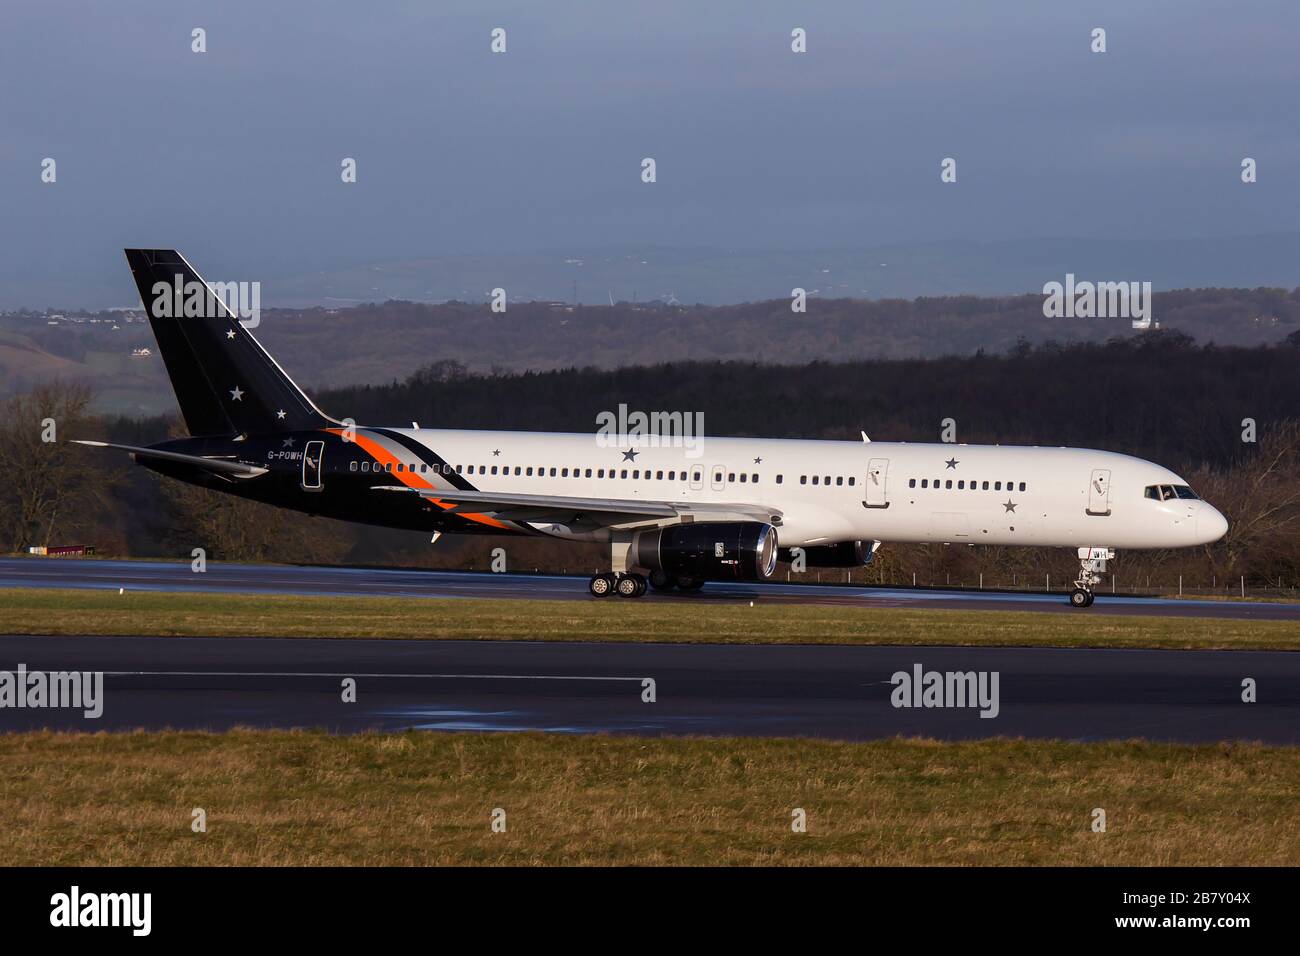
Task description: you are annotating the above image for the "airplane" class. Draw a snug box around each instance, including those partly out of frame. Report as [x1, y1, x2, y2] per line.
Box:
[76, 249, 1229, 609]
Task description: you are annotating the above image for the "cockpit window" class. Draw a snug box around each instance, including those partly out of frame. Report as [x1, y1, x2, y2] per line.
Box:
[1144, 484, 1199, 501]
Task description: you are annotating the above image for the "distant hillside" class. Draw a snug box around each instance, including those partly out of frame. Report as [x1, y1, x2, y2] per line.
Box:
[4, 287, 1297, 416]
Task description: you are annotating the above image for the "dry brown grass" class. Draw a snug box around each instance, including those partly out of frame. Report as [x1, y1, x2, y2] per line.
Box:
[0, 730, 1295, 866]
[1, 588, 1297, 649]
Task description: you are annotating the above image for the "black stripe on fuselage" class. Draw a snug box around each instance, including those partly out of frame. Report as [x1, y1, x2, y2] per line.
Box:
[369, 428, 476, 492]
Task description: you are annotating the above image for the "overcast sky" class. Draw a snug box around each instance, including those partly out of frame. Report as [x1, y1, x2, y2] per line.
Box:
[3, 0, 1297, 304]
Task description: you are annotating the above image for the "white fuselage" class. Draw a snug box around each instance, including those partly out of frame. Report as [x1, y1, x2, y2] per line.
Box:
[381, 428, 1228, 551]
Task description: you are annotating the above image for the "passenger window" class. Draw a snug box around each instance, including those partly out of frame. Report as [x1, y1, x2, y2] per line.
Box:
[812, 476, 819, 485]
[920, 479, 927, 488]
[982, 481, 989, 490]
[824, 476, 830, 485]
[739, 473, 747, 483]
[752, 473, 759, 483]
[957, 480, 964, 489]
[585, 468, 592, 477]
[945, 480, 952, 489]
[848, 477, 855, 486]
[994, 481, 1001, 491]
[836, 477, 843, 486]
[728, 472, 736, 482]
[620, 469, 628, 478]
[1018, 482, 1026, 492]
[800, 476, 807, 485]
[349, 461, 357, 472]
[776, 475, 783, 484]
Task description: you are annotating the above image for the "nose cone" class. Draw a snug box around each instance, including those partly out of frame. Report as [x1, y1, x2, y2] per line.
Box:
[1198, 505, 1229, 544]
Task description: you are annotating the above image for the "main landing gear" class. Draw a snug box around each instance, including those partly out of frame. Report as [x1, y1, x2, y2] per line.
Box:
[588, 571, 705, 598]
[1070, 547, 1114, 609]
[588, 572, 646, 598]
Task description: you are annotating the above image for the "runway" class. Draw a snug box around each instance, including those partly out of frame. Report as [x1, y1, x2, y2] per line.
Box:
[0, 634, 1294, 743]
[2, 556, 1298, 619]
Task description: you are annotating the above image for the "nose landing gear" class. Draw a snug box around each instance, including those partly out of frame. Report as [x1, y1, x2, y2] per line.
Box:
[1070, 547, 1113, 609]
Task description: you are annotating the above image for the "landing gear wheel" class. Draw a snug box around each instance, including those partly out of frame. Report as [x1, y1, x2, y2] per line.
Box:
[589, 573, 616, 597]
[676, 576, 705, 592]
[1069, 587, 1092, 608]
[616, 573, 647, 598]
[648, 570, 675, 591]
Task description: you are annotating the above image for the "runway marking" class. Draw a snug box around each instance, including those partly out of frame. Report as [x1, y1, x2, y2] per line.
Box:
[95, 670, 648, 683]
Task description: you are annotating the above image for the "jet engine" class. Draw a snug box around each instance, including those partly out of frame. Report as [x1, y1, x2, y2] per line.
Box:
[633, 521, 778, 581]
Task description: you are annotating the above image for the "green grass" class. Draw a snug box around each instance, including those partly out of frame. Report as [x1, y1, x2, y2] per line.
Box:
[0, 587, 1296, 650]
[0, 731, 1293, 865]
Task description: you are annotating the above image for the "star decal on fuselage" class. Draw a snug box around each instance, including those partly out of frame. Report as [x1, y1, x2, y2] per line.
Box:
[754, 457, 762, 464]
[230, 386, 244, 401]
[282, 437, 296, 448]
[276, 409, 286, 420]
[622, 448, 639, 462]
[492, 449, 501, 457]
[1002, 499, 1017, 513]
[226, 329, 237, 340]
[945, 457, 959, 469]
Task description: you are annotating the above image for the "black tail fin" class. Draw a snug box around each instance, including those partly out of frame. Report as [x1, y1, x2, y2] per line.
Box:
[124, 249, 333, 437]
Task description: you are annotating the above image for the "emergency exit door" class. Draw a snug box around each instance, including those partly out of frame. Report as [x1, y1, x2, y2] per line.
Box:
[1086, 468, 1110, 516]
[863, 457, 890, 508]
[302, 440, 324, 492]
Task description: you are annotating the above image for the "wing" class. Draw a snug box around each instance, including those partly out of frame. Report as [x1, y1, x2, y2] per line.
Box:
[373, 486, 779, 529]
[71, 440, 269, 479]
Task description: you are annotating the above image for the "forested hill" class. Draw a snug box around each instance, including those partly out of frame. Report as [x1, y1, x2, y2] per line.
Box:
[5, 287, 1298, 417]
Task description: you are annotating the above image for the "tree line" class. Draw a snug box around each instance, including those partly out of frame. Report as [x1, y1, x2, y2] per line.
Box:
[3, 333, 1297, 592]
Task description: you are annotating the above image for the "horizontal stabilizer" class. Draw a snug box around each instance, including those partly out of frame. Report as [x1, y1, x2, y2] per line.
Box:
[71, 440, 268, 478]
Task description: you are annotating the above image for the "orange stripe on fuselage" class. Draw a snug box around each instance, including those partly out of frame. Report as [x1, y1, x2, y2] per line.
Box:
[324, 428, 510, 530]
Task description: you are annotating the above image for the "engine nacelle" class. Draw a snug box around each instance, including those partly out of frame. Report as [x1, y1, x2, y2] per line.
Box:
[634, 521, 778, 581]
[778, 540, 876, 568]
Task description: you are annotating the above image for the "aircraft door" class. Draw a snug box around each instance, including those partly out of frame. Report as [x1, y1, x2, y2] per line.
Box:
[302, 440, 324, 492]
[864, 457, 890, 508]
[1087, 468, 1111, 516]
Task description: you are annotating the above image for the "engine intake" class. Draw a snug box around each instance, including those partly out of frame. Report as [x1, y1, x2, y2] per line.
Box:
[634, 521, 778, 581]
